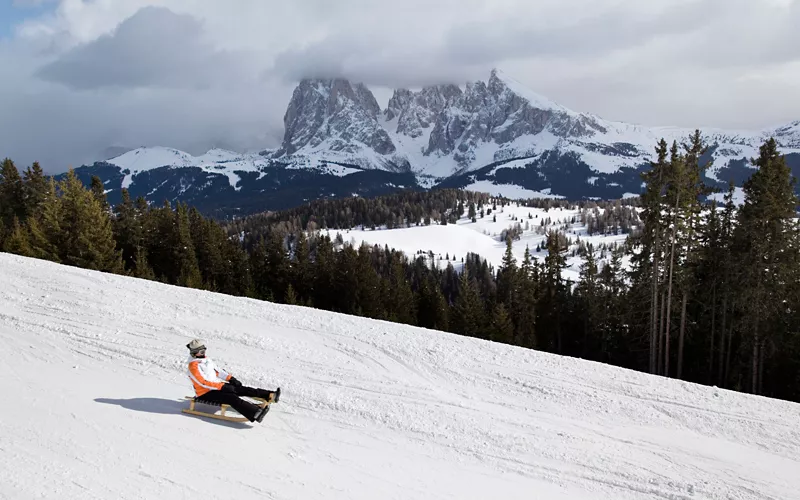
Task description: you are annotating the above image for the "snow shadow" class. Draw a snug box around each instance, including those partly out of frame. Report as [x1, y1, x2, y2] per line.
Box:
[94, 398, 252, 429]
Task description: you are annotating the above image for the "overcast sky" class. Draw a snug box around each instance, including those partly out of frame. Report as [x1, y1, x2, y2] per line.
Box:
[1, 0, 799, 173]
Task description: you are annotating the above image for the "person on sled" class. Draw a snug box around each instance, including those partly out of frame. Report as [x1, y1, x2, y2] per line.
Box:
[186, 339, 280, 423]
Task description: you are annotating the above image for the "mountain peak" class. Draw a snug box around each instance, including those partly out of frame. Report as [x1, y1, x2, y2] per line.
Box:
[488, 68, 571, 114]
[384, 85, 463, 138]
[279, 77, 397, 161]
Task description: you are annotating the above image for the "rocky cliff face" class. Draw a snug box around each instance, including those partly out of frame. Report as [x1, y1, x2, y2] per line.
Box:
[385, 85, 462, 139]
[424, 70, 615, 169]
[279, 79, 396, 158]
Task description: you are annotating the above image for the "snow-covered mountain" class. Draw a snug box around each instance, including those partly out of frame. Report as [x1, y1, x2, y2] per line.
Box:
[70, 69, 800, 216]
[3, 251, 799, 499]
[70, 145, 418, 218]
[274, 69, 800, 180]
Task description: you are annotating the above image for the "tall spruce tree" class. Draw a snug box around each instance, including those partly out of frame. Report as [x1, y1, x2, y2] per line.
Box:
[57, 169, 124, 273]
[22, 162, 49, 218]
[26, 177, 62, 262]
[515, 246, 537, 348]
[3, 217, 32, 256]
[172, 202, 203, 288]
[576, 243, 600, 357]
[452, 266, 484, 338]
[90, 175, 110, 214]
[540, 230, 568, 353]
[635, 139, 668, 374]
[0, 158, 25, 242]
[733, 138, 799, 394]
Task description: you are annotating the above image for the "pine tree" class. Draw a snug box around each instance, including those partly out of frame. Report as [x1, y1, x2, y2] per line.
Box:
[188, 207, 225, 291]
[90, 175, 110, 213]
[22, 162, 49, 218]
[497, 236, 518, 306]
[386, 255, 416, 324]
[490, 303, 514, 344]
[598, 246, 626, 361]
[293, 231, 312, 301]
[312, 235, 336, 310]
[540, 230, 567, 352]
[675, 130, 713, 379]
[576, 243, 600, 357]
[57, 169, 124, 273]
[733, 138, 799, 394]
[132, 245, 156, 280]
[354, 242, 383, 318]
[417, 276, 449, 331]
[249, 237, 272, 301]
[3, 216, 33, 256]
[0, 158, 25, 242]
[515, 246, 537, 348]
[112, 189, 142, 271]
[26, 216, 60, 262]
[452, 266, 485, 338]
[172, 202, 203, 288]
[635, 138, 668, 374]
[285, 283, 298, 305]
[26, 177, 62, 263]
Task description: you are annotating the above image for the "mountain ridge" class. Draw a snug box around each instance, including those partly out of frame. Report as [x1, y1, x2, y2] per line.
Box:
[68, 68, 800, 216]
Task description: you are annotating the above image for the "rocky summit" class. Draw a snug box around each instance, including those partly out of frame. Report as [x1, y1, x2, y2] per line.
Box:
[69, 69, 800, 217]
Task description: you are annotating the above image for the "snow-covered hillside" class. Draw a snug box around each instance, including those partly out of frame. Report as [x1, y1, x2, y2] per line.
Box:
[325, 201, 632, 282]
[2, 252, 798, 499]
[105, 146, 366, 192]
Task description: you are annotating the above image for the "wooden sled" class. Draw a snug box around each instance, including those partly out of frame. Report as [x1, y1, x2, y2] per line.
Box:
[182, 395, 270, 423]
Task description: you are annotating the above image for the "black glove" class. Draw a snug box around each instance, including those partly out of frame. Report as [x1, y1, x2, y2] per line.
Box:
[229, 376, 242, 387]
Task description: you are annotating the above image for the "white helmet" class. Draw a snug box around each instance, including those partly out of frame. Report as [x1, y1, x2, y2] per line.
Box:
[186, 339, 206, 357]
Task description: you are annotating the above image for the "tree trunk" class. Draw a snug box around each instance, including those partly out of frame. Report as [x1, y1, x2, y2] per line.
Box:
[719, 294, 728, 386]
[650, 238, 661, 374]
[758, 339, 766, 396]
[658, 289, 666, 375]
[725, 322, 734, 389]
[664, 200, 679, 378]
[709, 284, 717, 383]
[752, 312, 760, 395]
[677, 291, 688, 379]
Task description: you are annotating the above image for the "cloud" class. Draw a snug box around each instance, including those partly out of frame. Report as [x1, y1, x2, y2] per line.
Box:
[35, 6, 256, 90]
[0, 0, 799, 174]
[441, 0, 713, 63]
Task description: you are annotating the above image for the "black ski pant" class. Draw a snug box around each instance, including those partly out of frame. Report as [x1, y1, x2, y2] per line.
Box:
[196, 384, 272, 422]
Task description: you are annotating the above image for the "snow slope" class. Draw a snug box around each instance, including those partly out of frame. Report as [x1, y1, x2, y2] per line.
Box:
[106, 146, 364, 192]
[108, 147, 272, 191]
[2, 252, 799, 499]
[325, 201, 630, 282]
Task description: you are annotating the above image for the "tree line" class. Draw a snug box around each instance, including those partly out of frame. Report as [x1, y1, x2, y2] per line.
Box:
[1, 132, 798, 403]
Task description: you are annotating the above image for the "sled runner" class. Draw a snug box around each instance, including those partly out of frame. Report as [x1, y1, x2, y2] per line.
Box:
[182, 395, 270, 423]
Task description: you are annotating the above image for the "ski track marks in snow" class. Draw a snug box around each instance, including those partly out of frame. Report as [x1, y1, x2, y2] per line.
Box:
[1, 252, 799, 499]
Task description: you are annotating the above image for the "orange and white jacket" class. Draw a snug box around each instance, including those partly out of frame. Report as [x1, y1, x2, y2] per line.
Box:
[187, 355, 232, 397]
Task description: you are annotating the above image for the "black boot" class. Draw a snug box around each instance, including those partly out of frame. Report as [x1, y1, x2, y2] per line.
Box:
[255, 405, 270, 422]
[254, 387, 280, 403]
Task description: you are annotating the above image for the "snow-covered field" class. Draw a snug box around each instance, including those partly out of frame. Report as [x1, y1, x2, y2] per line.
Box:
[325, 201, 631, 282]
[2, 252, 799, 499]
